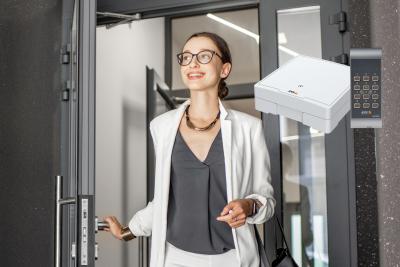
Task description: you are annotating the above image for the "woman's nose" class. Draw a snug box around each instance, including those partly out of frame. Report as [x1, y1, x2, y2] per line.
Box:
[189, 56, 200, 68]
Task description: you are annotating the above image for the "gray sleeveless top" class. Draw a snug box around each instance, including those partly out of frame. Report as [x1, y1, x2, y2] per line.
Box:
[166, 129, 235, 254]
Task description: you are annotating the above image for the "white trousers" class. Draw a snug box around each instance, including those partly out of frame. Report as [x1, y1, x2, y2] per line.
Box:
[164, 241, 241, 267]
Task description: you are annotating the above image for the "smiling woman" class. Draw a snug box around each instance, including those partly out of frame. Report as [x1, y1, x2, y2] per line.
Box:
[177, 32, 232, 102]
[171, 9, 260, 90]
[103, 31, 275, 267]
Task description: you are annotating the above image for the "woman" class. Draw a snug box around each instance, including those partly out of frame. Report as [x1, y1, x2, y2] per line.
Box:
[104, 32, 275, 267]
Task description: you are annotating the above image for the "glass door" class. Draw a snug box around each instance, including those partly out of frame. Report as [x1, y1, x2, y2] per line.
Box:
[277, 7, 328, 267]
[260, 1, 356, 266]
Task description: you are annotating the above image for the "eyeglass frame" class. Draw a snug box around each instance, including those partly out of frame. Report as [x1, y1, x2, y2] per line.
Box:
[176, 49, 223, 66]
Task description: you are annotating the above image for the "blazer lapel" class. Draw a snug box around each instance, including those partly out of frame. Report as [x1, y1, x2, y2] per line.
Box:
[218, 99, 233, 202]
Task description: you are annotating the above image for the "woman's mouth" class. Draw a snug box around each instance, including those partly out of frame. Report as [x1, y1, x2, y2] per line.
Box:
[187, 72, 205, 80]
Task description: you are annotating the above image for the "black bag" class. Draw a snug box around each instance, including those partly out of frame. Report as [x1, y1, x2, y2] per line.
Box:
[254, 215, 299, 267]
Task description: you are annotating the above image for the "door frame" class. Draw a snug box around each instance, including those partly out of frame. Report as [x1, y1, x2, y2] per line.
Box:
[69, 0, 358, 266]
[97, 0, 258, 26]
[61, 0, 97, 266]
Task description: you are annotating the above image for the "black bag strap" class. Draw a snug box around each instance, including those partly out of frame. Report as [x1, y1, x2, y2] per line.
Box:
[274, 215, 293, 256]
[253, 224, 271, 267]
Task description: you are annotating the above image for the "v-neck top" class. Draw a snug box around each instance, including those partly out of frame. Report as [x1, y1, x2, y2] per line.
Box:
[166, 129, 235, 254]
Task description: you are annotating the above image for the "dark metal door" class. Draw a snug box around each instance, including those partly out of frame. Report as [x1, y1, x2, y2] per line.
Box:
[57, 0, 97, 266]
[74, 0, 97, 265]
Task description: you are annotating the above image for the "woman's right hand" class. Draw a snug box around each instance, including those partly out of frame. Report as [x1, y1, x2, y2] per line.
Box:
[103, 216, 123, 240]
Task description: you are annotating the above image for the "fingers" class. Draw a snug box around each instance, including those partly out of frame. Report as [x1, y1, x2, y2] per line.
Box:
[219, 202, 235, 216]
[217, 200, 249, 229]
[103, 216, 121, 231]
[101, 216, 124, 240]
[227, 213, 246, 225]
[217, 204, 244, 222]
[220, 213, 246, 228]
[104, 216, 120, 225]
[229, 218, 246, 228]
[224, 212, 246, 228]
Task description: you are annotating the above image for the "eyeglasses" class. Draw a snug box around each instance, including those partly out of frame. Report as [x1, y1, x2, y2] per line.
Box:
[176, 49, 223, 66]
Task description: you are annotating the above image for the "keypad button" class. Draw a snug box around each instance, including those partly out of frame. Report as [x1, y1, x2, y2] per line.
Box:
[372, 94, 379, 99]
[372, 103, 379, 108]
[372, 75, 379, 81]
[354, 85, 361, 90]
[372, 85, 379, 90]
[363, 94, 370, 99]
[363, 75, 370, 81]
[363, 103, 370, 108]
[354, 76, 361, 81]
[354, 103, 361, 108]
[354, 94, 361, 99]
[363, 85, 370, 90]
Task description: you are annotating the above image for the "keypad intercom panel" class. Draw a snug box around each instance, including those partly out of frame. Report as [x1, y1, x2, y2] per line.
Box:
[350, 48, 382, 128]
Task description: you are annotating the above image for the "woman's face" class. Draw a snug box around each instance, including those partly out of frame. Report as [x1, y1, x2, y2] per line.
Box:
[180, 36, 231, 93]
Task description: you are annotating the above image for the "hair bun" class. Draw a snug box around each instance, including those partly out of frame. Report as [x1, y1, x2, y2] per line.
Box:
[218, 80, 229, 99]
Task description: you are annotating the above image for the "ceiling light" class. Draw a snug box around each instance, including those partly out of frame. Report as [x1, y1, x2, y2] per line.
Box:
[207, 13, 259, 44]
[278, 33, 287, 44]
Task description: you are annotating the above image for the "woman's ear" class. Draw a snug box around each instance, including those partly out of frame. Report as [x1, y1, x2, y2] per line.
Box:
[220, 62, 232, 79]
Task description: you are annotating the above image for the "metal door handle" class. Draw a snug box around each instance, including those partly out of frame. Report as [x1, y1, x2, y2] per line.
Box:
[55, 175, 76, 267]
[95, 217, 109, 232]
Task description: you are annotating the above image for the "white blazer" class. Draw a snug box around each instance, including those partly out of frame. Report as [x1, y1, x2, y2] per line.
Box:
[129, 98, 276, 267]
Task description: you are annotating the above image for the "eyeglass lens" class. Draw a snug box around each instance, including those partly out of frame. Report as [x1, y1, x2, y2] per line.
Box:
[178, 50, 214, 65]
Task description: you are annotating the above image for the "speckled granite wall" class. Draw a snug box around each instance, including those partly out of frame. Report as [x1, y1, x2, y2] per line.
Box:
[369, 0, 400, 266]
[0, 0, 62, 266]
[348, 1, 380, 266]
[349, 0, 400, 266]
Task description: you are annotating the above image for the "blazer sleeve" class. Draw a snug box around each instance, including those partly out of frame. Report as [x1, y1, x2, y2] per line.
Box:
[245, 120, 276, 224]
[128, 121, 157, 236]
[128, 201, 153, 237]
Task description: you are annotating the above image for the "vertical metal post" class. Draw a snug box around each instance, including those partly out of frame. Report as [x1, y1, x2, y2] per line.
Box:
[55, 175, 62, 267]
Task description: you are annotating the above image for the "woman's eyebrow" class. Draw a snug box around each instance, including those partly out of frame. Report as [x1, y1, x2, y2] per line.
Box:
[182, 48, 211, 53]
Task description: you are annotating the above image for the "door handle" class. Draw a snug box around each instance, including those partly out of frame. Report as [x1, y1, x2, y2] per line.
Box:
[95, 217, 109, 232]
[55, 175, 76, 267]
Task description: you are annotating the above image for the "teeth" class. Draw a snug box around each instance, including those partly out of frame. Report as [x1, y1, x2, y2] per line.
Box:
[189, 73, 204, 77]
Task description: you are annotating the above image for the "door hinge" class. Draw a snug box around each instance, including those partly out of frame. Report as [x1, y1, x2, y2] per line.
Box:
[97, 12, 142, 29]
[62, 90, 69, 101]
[60, 44, 72, 64]
[330, 53, 349, 65]
[329, 11, 347, 33]
[61, 80, 72, 101]
[71, 242, 76, 259]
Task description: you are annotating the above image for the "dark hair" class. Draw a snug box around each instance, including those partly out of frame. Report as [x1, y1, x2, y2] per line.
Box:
[184, 32, 232, 99]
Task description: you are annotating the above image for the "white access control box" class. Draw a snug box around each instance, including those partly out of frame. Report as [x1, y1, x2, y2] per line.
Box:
[254, 55, 351, 133]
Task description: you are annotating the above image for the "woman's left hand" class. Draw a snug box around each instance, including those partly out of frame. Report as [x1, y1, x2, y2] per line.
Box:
[216, 199, 253, 228]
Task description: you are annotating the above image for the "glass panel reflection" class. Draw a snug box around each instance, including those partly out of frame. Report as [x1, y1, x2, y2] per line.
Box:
[277, 6, 329, 267]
